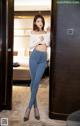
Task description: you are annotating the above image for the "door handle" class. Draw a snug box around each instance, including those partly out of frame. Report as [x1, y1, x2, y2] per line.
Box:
[8, 48, 11, 52]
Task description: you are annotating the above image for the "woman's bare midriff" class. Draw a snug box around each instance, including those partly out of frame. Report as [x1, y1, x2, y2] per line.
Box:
[35, 44, 47, 52]
[29, 44, 47, 56]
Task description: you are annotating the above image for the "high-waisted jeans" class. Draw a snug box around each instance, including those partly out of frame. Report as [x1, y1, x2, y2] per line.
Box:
[28, 49, 47, 109]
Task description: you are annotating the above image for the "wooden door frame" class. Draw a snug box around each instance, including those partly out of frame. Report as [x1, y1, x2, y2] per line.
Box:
[49, 0, 57, 119]
[0, 0, 2, 111]
[0, 0, 14, 110]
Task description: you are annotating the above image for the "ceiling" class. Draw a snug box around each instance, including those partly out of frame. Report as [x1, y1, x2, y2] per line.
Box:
[14, 0, 51, 11]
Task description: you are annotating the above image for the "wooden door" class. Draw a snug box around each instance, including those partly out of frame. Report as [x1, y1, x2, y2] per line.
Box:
[0, 0, 14, 111]
[49, 0, 80, 120]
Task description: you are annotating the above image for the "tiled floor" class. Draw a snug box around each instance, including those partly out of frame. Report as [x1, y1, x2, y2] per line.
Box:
[0, 77, 66, 126]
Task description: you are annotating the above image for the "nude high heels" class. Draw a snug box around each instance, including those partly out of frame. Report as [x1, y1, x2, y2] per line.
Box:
[24, 107, 31, 121]
[34, 107, 40, 120]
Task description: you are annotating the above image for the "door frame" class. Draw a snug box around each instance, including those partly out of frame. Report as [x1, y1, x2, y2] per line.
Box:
[0, 0, 14, 110]
[49, 0, 58, 119]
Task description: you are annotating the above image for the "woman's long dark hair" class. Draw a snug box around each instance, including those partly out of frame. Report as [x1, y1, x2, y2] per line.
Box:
[33, 14, 45, 31]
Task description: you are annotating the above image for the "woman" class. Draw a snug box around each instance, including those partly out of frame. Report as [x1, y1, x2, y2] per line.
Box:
[24, 14, 50, 121]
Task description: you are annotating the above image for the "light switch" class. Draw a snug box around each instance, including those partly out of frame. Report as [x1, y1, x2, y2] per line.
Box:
[67, 28, 74, 35]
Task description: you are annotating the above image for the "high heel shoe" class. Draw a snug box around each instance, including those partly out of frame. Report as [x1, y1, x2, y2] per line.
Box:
[24, 107, 31, 121]
[34, 107, 40, 120]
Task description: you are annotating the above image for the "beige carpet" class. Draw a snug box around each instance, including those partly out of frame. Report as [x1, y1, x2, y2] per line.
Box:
[0, 77, 66, 126]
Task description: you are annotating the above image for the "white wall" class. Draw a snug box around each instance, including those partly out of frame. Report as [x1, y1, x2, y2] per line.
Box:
[14, 0, 51, 11]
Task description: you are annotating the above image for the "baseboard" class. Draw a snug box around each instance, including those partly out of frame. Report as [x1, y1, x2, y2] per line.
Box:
[1, 104, 12, 111]
[49, 111, 69, 120]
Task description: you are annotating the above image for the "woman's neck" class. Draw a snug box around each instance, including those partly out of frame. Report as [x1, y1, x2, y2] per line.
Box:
[34, 30, 46, 34]
[39, 28, 43, 32]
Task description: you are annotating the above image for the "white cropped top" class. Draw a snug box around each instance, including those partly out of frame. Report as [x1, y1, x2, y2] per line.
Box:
[29, 31, 50, 52]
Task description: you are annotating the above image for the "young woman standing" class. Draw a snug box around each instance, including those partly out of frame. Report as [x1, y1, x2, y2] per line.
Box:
[24, 14, 50, 121]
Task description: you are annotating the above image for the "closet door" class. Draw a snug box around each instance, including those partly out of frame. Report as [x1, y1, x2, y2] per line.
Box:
[49, 0, 80, 120]
[0, 0, 14, 110]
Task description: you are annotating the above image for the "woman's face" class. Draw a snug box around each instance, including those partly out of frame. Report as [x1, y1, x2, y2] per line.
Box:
[35, 18, 43, 30]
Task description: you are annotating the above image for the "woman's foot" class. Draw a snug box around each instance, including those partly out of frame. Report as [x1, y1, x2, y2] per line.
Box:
[24, 107, 31, 121]
[34, 107, 40, 120]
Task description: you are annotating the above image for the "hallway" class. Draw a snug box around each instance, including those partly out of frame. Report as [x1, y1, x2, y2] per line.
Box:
[0, 77, 66, 126]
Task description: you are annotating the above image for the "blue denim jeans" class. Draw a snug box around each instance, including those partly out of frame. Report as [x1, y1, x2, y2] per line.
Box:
[28, 49, 47, 109]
